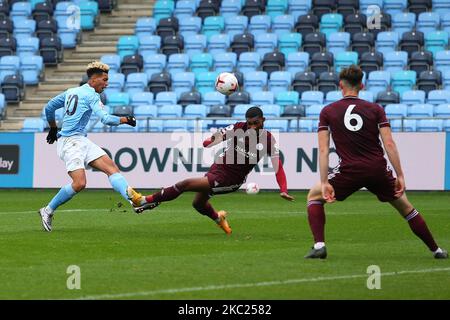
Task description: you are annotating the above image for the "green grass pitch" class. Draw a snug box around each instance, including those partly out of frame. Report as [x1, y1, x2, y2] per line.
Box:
[0, 189, 448, 300]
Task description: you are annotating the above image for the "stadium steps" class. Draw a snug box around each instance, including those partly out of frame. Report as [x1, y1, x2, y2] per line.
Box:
[0, 0, 155, 131]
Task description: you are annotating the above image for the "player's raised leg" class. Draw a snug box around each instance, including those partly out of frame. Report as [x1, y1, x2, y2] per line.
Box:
[389, 194, 448, 259]
[39, 169, 85, 232]
[192, 191, 232, 235]
[304, 181, 327, 259]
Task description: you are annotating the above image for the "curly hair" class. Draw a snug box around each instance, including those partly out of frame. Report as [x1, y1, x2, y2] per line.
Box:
[86, 61, 109, 78]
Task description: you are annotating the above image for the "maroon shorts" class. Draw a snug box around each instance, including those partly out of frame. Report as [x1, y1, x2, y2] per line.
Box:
[328, 165, 398, 202]
[205, 164, 245, 195]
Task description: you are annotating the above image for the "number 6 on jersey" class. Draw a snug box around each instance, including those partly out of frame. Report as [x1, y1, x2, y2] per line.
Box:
[344, 104, 363, 131]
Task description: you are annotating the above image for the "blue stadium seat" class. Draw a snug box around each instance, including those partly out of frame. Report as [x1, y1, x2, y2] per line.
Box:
[249, 15, 272, 36]
[433, 0, 450, 19]
[143, 54, 167, 79]
[187, 119, 214, 132]
[17, 37, 39, 59]
[174, 0, 196, 19]
[389, 119, 418, 132]
[225, 15, 249, 38]
[202, 16, 225, 39]
[185, 34, 207, 57]
[79, 1, 99, 31]
[134, 104, 158, 118]
[13, 19, 36, 39]
[301, 91, 324, 106]
[401, 90, 426, 105]
[407, 103, 434, 117]
[288, 0, 312, 21]
[416, 119, 443, 132]
[220, 0, 242, 19]
[435, 50, 450, 74]
[195, 71, 218, 96]
[425, 31, 449, 57]
[289, 119, 313, 132]
[172, 71, 195, 97]
[268, 71, 292, 95]
[305, 103, 324, 117]
[207, 33, 230, 55]
[255, 33, 278, 56]
[124, 72, 148, 95]
[384, 0, 407, 16]
[114, 124, 138, 133]
[143, 119, 164, 132]
[391, 70, 416, 96]
[427, 89, 450, 105]
[442, 12, 450, 34]
[286, 51, 309, 75]
[260, 104, 281, 117]
[327, 32, 350, 56]
[11, 2, 32, 23]
[275, 91, 299, 106]
[135, 17, 156, 37]
[279, 32, 302, 56]
[20, 55, 43, 85]
[367, 71, 391, 96]
[131, 92, 153, 107]
[214, 52, 237, 73]
[250, 91, 275, 105]
[263, 119, 288, 132]
[154, 0, 175, 23]
[360, 0, 382, 13]
[104, 73, 125, 95]
[334, 51, 358, 72]
[179, 16, 202, 37]
[190, 53, 213, 76]
[238, 52, 261, 73]
[184, 104, 208, 117]
[385, 103, 408, 118]
[244, 71, 268, 94]
[272, 14, 295, 36]
[106, 92, 130, 107]
[138, 35, 161, 56]
[417, 12, 440, 34]
[155, 91, 178, 106]
[101, 54, 121, 73]
[325, 90, 343, 104]
[435, 104, 450, 117]
[22, 117, 45, 132]
[319, 13, 343, 38]
[358, 90, 374, 102]
[117, 36, 139, 59]
[392, 12, 416, 36]
[203, 91, 226, 106]
[233, 104, 254, 117]
[159, 104, 183, 117]
[384, 51, 408, 72]
[266, 0, 289, 20]
[375, 31, 400, 55]
[167, 53, 189, 77]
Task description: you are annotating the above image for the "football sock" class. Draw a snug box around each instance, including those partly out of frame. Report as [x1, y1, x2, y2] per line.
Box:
[405, 209, 439, 252]
[108, 173, 129, 201]
[307, 200, 326, 243]
[146, 185, 182, 203]
[48, 184, 77, 212]
[314, 242, 325, 250]
[195, 202, 219, 221]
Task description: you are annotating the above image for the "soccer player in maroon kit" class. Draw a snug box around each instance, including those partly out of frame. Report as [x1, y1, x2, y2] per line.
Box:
[305, 65, 448, 259]
[128, 107, 295, 234]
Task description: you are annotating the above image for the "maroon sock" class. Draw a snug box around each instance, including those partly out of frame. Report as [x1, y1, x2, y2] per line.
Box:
[193, 202, 219, 221]
[145, 185, 182, 203]
[307, 200, 326, 243]
[406, 209, 438, 252]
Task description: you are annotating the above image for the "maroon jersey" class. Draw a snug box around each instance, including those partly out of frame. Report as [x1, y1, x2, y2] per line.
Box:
[318, 97, 390, 173]
[212, 122, 279, 180]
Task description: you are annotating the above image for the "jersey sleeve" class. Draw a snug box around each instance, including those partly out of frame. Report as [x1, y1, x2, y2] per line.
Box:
[89, 93, 121, 126]
[376, 104, 390, 128]
[318, 108, 329, 132]
[45, 92, 66, 122]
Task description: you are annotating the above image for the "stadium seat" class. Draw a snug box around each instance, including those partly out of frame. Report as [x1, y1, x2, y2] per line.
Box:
[317, 71, 339, 94]
[312, 0, 335, 19]
[227, 91, 250, 107]
[249, 15, 272, 36]
[435, 104, 450, 117]
[359, 51, 383, 74]
[163, 119, 188, 132]
[261, 52, 285, 75]
[159, 104, 183, 117]
[435, 50, 450, 74]
[375, 31, 400, 55]
[154, 1, 175, 23]
[350, 32, 374, 57]
[195, 71, 218, 96]
[391, 70, 416, 96]
[172, 72, 195, 97]
[334, 51, 358, 73]
[281, 104, 305, 117]
[161, 34, 184, 56]
[138, 35, 161, 56]
[301, 91, 324, 106]
[201, 16, 225, 39]
[268, 71, 292, 95]
[179, 16, 202, 38]
[302, 31, 325, 56]
[190, 53, 213, 75]
[104, 73, 125, 95]
[207, 105, 232, 117]
[376, 91, 400, 106]
[225, 15, 249, 39]
[272, 14, 295, 37]
[293, 71, 316, 94]
[166, 53, 189, 77]
[111, 105, 133, 117]
[22, 117, 45, 132]
[244, 71, 268, 94]
[120, 54, 144, 77]
[409, 51, 433, 75]
[384, 51, 408, 72]
[184, 104, 208, 118]
[279, 33, 302, 56]
[32, 2, 53, 24]
[220, 0, 242, 18]
[266, 0, 289, 20]
[259, 104, 281, 118]
[238, 52, 261, 73]
[255, 33, 278, 56]
[409, 0, 431, 15]
[214, 52, 237, 73]
[385, 104, 408, 118]
[20, 55, 43, 85]
[305, 103, 324, 117]
[286, 51, 309, 75]
[401, 90, 426, 105]
[196, 0, 220, 20]
[424, 31, 449, 56]
[230, 32, 254, 56]
[39, 36, 62, 65]
[134, 104, 158, 119]
[358, 90, 374, 102]
[295, 13, 318, 37]
[417, 12, 440, 34]
[392, 12, 416, 36]
[207, 34, 230, 55]
[289, 118, 313, 132]
[310, 52, 333, 77]
[148, 72, 171, 95]
[427, 90, 450, 105]
[117, 36, 139, 60]
[433, 0, 450, 19]
[418, 70, 442, 93]
[275, 91, 299, 106]
[250, 91, 275, 105]
[101, 54, 121, 73]
[399, 31, 424, 57]
[178, 91, 202, 106]
[288, 0, 312, 21]
[203, 91, 226, 106]
[233, 104, 254, 117]
[325, 90, 343, 104]
[143, 54, 167, 79]
[155, 91, 178, 106]
[343, 12, 365, 35]
[17, 37, 39, 59]
[135, 17, 157, 38]
[124, 72, 147, 95]
[0, 55, 20, 83]
[185, 34, 207, 57]
[408, 103, 434, 117]
[416, 119, 443, 132]
[384, 0, 407, 16]
[106, 92, 130, 107]
[319, 13, 343, 38]
[174, 0, 196, 19]
[263, 119, 288, 132]
[131, 92, 154, 107]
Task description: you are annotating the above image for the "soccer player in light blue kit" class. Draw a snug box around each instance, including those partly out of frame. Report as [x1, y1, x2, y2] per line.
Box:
[38, 61, 142, 232]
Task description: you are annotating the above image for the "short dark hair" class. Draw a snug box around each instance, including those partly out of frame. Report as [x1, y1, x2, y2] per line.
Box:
[86, 61, 109, 78]
[245, 106, 263, 118]
[339, 65, 363, 88]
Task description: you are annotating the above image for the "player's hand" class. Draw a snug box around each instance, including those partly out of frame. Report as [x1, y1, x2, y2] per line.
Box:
[321, 182, 336, 203]
[46, 127, 58, 144]
[394, 175, 405, 198]
[280, 192, 295, 201]
[125, 116, 136, 127]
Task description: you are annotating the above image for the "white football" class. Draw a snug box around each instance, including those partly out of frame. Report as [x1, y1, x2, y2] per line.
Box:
[215, 72, 239, 95]
[245, 182, 260, 195]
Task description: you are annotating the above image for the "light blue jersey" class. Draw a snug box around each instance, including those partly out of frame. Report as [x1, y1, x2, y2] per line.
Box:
[45, 83, 120, 137]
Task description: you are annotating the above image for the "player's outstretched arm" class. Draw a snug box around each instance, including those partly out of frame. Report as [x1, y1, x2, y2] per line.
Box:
[44, 92, 65, 144]
[379, 126, 405, 197]
[203, 131, 225, 148]
[318, 130, 335, 203]
[270, 156, 294, 201]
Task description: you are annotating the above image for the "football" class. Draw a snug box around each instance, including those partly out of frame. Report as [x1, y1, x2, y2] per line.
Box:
[245, 182, 260, 195]
[215, 72, 239, 95]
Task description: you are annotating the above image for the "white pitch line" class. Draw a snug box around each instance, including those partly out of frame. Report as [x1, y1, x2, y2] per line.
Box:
[75, 267, 450, 300]
[0, 209, 110, 215]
